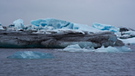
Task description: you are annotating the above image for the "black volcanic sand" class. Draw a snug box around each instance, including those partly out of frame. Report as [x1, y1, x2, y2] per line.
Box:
[0, 46, 135, 76]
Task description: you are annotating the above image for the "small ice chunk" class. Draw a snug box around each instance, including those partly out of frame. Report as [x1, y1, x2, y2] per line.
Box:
[95, 46, 132, 52]
[13, 19, 24, 30]
[7, 51, 54, 59]
[0, 22, 4, 30]
[63, 44, 93, 52]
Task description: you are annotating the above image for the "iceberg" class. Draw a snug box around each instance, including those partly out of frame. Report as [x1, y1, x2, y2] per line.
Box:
[63, 44, 92, 52]
[31, 18, 101, 33]
[92, 23, 119, 32]
[13, 19, 24, 30]
[7, 51, 54, 59]
[95, 46, 132, 52]
[63, 44, 132, 52]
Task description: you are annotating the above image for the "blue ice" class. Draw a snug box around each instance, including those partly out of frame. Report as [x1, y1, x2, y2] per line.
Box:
[31, 18, 74, 29]
[92, 23, 119, 32]
[13, 19, 24, 30]
[7, 51, 54, 59]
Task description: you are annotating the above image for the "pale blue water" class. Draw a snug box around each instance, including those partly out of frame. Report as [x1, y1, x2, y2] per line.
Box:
[0, 46, 135, 76]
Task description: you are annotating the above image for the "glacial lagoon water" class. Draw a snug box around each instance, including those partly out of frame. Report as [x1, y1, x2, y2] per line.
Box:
[0, 45, 135, 76]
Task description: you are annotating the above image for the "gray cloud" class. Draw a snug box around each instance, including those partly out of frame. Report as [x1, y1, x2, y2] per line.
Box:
[0, 0, 135, 28]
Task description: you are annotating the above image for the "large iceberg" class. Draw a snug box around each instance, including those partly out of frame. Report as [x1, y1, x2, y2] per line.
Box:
[63, 44, 132, 52]
[92, 23, 119, 32]
[7, 18, 101, 34]
[31, 18, 101, 33]
[7, 51, 54, 59]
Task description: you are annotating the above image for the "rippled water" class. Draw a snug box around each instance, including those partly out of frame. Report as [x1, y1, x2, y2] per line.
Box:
[0, 46, 135, 76]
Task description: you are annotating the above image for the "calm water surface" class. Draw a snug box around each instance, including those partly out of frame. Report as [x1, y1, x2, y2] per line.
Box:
[0, 46, 135, 76]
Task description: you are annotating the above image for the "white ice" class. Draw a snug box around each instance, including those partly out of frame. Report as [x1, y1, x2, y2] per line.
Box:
[63, 44, 92, 52]
[95, 46, 132, 52]
[120, 38, 135, 45]
[63, 44, 132, 52]
[30, 18, 101, 33]
[13, 19, 24, 30]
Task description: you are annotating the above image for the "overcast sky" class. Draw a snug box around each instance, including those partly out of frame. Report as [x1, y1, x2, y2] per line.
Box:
[0, 0, 135, 28]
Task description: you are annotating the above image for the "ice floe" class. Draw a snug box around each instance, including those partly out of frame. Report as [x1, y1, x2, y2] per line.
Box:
[63, 44, 132, 52]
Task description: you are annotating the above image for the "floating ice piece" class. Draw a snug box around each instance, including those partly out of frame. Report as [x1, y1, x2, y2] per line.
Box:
[63, 44, 93, 52]
[95, 46, 132, 52]
[63, 44, 132, 52]
[13, 19, 24, 30]
[92, 23, 119, 32]
[7, 51, 54, 59]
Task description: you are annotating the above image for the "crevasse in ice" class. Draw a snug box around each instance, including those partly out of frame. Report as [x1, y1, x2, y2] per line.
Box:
[92, 23, 119, 32]
[7, 51, 54, 59]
